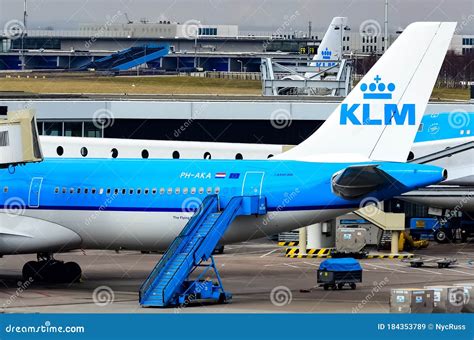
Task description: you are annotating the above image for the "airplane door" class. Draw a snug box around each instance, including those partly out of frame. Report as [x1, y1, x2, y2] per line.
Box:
[28, 177, 43, 208]
[241, 172, 265, 197]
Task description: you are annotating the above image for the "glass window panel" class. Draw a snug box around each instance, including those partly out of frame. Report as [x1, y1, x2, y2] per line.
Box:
[64, 122, 82, 137]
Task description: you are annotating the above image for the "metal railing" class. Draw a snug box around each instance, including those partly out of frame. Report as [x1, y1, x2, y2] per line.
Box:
[139, 195, 217, 301]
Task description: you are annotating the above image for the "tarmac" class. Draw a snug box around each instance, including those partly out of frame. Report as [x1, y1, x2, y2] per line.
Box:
[0, 240, 473, 313]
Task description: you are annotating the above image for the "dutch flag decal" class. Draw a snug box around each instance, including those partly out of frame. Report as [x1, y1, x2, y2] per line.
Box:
[215, 172, 226, 179]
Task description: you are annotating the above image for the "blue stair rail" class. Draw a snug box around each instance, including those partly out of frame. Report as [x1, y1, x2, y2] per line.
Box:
[139, 195, 218, 305]
[139, 195, 266, 307]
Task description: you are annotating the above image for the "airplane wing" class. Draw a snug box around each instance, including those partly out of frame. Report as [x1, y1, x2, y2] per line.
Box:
[0, 213, 82, 255]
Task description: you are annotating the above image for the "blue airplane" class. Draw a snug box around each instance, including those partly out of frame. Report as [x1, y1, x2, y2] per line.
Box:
[0, 22, 455, 284]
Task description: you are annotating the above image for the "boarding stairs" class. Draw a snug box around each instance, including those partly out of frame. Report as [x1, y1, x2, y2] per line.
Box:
[139, 194, 266, 307]
[79, 44, 169, 71]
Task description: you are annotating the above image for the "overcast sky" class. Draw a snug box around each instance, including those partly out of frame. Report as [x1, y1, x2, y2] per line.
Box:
[1, 0, 473, 33]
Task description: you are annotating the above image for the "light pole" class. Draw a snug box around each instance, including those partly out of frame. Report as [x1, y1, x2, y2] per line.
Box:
[237, 59, 243, 72]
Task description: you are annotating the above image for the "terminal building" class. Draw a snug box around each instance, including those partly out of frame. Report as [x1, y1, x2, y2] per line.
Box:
[1, 19, 473, 71]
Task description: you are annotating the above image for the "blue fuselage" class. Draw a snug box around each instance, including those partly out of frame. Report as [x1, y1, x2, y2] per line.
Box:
[0, 158, 445, 253]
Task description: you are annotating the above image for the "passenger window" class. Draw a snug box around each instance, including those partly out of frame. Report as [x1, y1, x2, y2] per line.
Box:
[183, 187, 189, 194]
[191, 187, 196, 194]
[144, 188, 149, 195]
[3, 187, 7, 193]
[167, 188, 172, 195]
[99, 188, 104, 195]
[122, 189, 126, 195]
[175, 187, 180, 194]
[215, 187, 220, 194]
[92, 188, 96, 194]
[81, 147, 88, 157]
[84, 188, 89, 194]
[114, 189, 119, 195]
[160, 188, 165, 195]
[129, 189, 134, 195]
[70, 188, 74, 194]
[111, 148, 118, 158]
[152, 188, 157, 195]
[137, 188, 142, 195]
[106, 188, 111, 195]
[206, 187, 212, 194]
[77, 188, 81, 194]
[62, 187, 67, 194]
[199, 187, 204, 194]
[54, 187, 59, 194]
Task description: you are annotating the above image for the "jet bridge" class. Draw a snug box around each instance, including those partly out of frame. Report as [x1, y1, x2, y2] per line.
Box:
[261, 57, 353, 96]
[0, 109, 43, 167]
[139, 194, 266, 307]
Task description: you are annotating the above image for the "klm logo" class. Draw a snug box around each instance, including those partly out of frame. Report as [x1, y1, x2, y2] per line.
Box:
[315, 48, 337, 68]
[321, 48, 332, 60]
[340, 75, 415, 126]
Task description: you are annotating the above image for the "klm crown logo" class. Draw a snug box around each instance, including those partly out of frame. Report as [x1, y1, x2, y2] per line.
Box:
[340, 75, 416, 126]
[360, 75, 395, 100]
[321, 48, 332, 60]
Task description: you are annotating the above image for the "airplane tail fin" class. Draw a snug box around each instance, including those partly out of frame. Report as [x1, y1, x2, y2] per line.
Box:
[278, 22, 456, 163]
[314, 17, 347, 62]
[306, 17, 347, 79]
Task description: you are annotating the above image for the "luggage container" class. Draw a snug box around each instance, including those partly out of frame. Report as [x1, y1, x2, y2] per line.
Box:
[390, 288, 434, 313]
[424, 285, 464, 313]
[317, 258, 362, 290]
[453, 282, 474, 312]
[336, 228, 367, 253]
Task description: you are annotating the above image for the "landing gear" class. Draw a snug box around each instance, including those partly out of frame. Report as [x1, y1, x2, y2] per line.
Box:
[22, 253, 82, 283]
[434, 228, 450, 243]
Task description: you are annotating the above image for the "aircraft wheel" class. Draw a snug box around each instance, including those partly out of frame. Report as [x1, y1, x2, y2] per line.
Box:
[434, 229, 449, 243]
[22, 261, 42, 282]
[64, 262, 82, 283]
